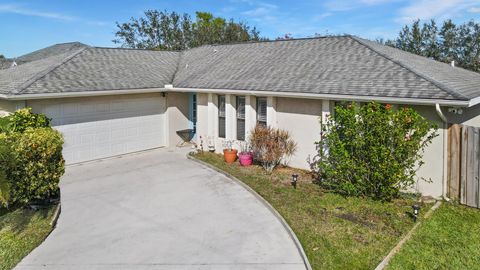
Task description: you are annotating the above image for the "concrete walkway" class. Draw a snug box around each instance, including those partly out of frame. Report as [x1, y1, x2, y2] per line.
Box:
[15, 148, 307, 270]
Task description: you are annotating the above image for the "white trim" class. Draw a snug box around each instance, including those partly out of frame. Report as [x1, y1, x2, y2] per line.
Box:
[468, 96, 480, 107]
[167, 87, 471, 107]
[0, 86, 474, 107]
[0, 88, 166, 100]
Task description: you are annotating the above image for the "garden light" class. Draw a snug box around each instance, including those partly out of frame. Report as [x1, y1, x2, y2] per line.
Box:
[291, 174, 298, 189]
[412, 204, 420, 222]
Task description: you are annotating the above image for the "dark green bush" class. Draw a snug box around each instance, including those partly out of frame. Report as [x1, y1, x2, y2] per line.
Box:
[314, 102, 438, 201]
[0, 109, 64, 207]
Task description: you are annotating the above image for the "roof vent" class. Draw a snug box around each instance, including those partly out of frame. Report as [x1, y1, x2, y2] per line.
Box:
[10, 61, 17, 68]
[451, 60, 455, 67]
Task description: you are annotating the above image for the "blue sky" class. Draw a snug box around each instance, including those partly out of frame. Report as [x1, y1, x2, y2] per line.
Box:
[1, 0, 479, 57]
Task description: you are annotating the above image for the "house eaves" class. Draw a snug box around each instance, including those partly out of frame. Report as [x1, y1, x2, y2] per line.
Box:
[0, 85, 473, 107]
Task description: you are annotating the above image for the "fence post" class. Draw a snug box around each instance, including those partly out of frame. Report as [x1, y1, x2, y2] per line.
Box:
[448, 124, 461, 199]
[460, 126, 468, 205]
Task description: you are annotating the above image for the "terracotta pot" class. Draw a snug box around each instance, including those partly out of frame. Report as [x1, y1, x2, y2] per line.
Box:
[239, 152, 253, 166]
[223, 149, 238, 164]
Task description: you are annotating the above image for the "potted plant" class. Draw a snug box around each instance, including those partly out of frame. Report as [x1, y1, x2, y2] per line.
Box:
[223, 140, 237, 164]
[238, 141, 253, 166]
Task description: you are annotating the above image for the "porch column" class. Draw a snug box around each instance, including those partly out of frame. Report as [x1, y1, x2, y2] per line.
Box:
[267, 96, 277, 127]
[207, 93, 215, 137]
[321, 99, 331, 142]
[195, 93, 208, 148]
[245, 95, 256, 138]
[225, 94, 236, 140]
[321, 100, 330, 126]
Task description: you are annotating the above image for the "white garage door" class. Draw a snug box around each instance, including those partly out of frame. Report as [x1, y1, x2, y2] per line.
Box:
[28, 93, 166, 164]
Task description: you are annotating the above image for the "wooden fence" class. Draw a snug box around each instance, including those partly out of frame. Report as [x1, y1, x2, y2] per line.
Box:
[448, 124, 480, 208]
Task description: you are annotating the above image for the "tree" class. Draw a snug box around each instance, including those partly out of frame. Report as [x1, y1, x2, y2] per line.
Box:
[113, 10, 262, 50]
[384, 19, 480, 72]
[276, 33, 293, 40]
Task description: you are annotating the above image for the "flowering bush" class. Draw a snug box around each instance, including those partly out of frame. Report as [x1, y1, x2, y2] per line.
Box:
[314, 102, 437, 200]
[0, 109, 64, 207]
[3, 108, 50, 133]
[249, 124, 297, 173]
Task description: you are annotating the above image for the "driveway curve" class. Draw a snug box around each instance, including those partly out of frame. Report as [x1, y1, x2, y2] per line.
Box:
[15, 148, 307, 270]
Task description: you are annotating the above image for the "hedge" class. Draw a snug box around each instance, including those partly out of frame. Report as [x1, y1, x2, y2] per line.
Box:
[0, 109, 64, 207]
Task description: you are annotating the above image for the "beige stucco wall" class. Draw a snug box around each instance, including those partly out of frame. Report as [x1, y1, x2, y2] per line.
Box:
[0, 99, 25, 116]
[166, 92, 189, 147]
[407, 105, 445, 198]
[405, 103, 480, 197]
[276, 97, 323, 169]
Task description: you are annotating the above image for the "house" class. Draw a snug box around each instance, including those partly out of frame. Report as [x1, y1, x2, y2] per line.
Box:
[1, 36, 480, 198]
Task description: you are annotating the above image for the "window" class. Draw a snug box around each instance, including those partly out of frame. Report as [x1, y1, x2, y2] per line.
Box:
[236, 96, 246, 140]
[218, 95, 226, 138]
[257, 97, 267, 127]
[189, 93, 197, 134]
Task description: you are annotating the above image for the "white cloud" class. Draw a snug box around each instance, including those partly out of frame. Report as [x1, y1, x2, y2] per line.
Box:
[468, 7, 480, 13]
[313, 12, 332, 21]
[0, 4, 76, 21]
[241, 2, 278, 22]
[0, 3, 109, 26]
[324, 0, 403, 11]
[396, 0, 479, 23]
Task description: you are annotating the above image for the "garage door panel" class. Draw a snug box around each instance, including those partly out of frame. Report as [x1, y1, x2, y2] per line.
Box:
[28, 94, 166, 164]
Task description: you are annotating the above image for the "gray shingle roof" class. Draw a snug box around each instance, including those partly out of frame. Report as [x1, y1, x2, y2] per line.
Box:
[0, 43, 179, 95]
[174, 36, 479, 101]
[15, 42, 89, 65]
[22, 47, 179, 94]
[1, 36, 480, 104]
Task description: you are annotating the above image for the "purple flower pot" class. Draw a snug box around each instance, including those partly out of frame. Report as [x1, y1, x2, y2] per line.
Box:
[239, 152, 253, 166]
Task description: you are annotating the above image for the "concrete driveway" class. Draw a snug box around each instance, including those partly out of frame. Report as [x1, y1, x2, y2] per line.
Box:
[15, 148, 307, 270]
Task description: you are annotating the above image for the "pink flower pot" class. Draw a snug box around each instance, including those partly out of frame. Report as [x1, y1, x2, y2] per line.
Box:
[239, 152, 253, 166]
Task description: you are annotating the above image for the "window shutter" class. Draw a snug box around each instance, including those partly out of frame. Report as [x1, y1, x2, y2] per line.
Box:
[236, 96, 246, 140]
[218, 96, 226, 117]
[257, 97, 267, 125]
[218, 95, 226, 138]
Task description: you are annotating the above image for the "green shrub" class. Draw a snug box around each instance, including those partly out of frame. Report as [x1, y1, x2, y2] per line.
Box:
[4, 108, 50, 133]
[0, 109, 63, 207]
[0, 128, 64, 205]
[0, 137, 10, 207]
[249, 124, 297, 173]
[0, 116, 10, 133]
[314, 102, 437, 201]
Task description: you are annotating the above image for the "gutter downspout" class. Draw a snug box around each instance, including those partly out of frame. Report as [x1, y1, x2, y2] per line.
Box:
[435, 104, 450, 201]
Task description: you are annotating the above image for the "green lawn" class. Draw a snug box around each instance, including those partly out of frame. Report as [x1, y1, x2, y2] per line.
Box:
[0, 206, 56, 270]
[386, 202, 480, 270]
[192, 152, 428, 270]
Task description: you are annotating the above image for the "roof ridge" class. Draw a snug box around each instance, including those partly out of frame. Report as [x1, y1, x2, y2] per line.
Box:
[349, 36, 470, 101]
[191, 35, 351, 49]
[92, 46, 183, 52]
[13, 47, 89, 95]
